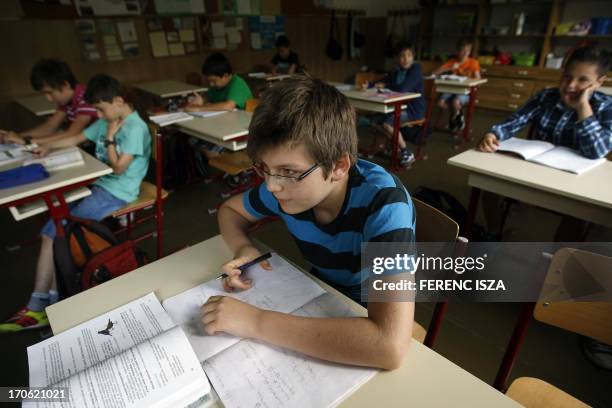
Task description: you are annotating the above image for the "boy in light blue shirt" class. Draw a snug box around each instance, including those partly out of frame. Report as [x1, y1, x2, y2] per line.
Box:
[0, 74, 150, 332]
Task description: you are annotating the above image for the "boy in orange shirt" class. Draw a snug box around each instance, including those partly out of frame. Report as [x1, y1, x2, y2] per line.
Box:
[433, 38, 481, 132]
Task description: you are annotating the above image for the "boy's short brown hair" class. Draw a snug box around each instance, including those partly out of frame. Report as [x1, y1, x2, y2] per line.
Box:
[247, 76, 357, 177]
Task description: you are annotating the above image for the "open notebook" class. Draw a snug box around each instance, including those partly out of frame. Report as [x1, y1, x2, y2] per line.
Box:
[163, 254, 378, 408]
[26, 293, 210, 408]
[23, 147, 84, 171]
[496, 138, 606, 174]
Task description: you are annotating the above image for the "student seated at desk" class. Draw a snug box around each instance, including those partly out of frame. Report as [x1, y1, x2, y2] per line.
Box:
[476, 45, 612, 242]
[0, 74, 151, 332]
[270, 35, 300, 75]
[362, 41, 425, 167]
[432, 38, 481, 132]
[0, 59, 97, 147]
[185, 53, 253, 162]
[202, 77, 415, 369]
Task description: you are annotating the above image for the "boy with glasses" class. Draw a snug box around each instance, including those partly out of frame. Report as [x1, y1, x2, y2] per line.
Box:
[200, 76, 416, 370]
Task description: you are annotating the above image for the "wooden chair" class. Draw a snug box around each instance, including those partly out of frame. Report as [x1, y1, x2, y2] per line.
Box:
[110, 123, 169, 260]
[412, 197, 468, 347]
[495, 248, 612, 406]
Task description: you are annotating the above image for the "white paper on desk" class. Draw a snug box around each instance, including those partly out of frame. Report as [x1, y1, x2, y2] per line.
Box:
[204, 293, 378, 408]
[529, 146, 606, 175]
[497, 138, 556, 160]
[440, 74, 467, 82]
[0, 144, 30, 165]
[23, 147, 84, 171]
[26, 293, 210, 408]
[150, 112, 194, 127]
[188, 110, 229, 118]
[162, 253, 326, 362]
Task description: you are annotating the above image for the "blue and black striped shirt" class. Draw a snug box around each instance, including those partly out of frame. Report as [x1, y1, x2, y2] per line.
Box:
[243, 159, 416, 287]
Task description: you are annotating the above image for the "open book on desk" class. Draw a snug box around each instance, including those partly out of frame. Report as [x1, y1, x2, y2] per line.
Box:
[26, 293, 210, 408]
[163, 254, 378, 408]
[496, 138, 606, 175]
[23, 147, 84, 171]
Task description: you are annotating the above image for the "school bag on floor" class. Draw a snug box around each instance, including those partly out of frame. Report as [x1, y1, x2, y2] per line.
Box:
[53, 216, 148, 299]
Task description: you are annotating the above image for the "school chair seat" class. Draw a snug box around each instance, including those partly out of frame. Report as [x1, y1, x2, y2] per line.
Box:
[495, 248, 612, 394]
[208, 151, 252, 176]
[505, 377, 589, 408]
[111, 182, 169, 217]
[400, 118, 425, 128]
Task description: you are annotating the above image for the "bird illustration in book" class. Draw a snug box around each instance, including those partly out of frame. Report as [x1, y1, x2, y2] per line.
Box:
[98, 319, 117, 336]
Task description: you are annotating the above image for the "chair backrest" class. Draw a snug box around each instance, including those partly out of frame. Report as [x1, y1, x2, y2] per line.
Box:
[354, 72, 385, 88]
[534, 248, 612, 346]
[413, 197, 460, 242]
[245, 98, 260, 113]
[185, 72, 201, 86]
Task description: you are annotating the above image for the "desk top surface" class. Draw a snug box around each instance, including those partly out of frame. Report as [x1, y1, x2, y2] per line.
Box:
[433, 78, 488, 87]
[47, 235, 519, 408]
[15, 94, 56, 116]
[0, 149, 111, 206]
[448, 149, 612, 209]
[134, 80, 208, 98]
[176, 110, 251, 141]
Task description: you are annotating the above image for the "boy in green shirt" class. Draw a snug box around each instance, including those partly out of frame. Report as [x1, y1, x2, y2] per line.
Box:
[185, 52, 253, 183]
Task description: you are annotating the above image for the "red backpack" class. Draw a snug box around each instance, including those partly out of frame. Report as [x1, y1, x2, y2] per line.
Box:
[53, 215, 148, 299]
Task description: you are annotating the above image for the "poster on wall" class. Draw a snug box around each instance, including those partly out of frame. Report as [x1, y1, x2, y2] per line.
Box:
[248, 15, 284, 50]
[153, 0, 205, 15]
[200, 16, 244, 51]
[75, 18, 140, 62]
[147, 16, 199, 58]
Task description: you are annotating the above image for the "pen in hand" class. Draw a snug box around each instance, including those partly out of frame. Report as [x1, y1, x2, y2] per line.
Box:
[215, 252, 272, 280]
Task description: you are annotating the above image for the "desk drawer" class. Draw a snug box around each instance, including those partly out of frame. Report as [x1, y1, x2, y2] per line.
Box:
[477, 97, 523, 112]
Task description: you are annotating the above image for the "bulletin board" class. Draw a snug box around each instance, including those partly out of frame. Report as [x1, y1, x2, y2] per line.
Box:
[248, 15, 284, 50]
[74, 18, 140, 62]
[146, 16, 199, 58]
[200, 15, 246, 51]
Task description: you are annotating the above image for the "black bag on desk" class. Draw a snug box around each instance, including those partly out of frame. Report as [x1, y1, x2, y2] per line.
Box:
[326, 11, 343, 61]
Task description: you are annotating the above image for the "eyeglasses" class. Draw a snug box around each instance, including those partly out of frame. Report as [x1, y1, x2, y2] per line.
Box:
[252, 162, 320, 186]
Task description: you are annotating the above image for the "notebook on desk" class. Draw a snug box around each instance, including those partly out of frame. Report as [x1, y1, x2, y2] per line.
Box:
[162, 253, 378, 408]
[22, 147, 84, 171]
[150, 111, 194, 127]
[496, 138, 606, 175]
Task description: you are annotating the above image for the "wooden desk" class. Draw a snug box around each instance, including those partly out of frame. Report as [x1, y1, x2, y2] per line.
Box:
[176, 111, 251, 151]
[424, 78, 488, 151]
[339, 87, 422, 171]
[447, 149, 612, 235]
[47, 235, 519, 408]
[15, 94, 56, 116]
[247, 73, 292, 82]
[134, 80, 208, 99]
[0, 149, 111, 223]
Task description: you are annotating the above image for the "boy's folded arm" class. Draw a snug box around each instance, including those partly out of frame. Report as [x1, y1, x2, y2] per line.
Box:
[254, 300, 414, 370]
[575, 114, 612, 159]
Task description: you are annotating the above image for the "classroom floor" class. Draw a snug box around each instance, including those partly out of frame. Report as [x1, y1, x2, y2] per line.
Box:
[1, 109, 611, 407]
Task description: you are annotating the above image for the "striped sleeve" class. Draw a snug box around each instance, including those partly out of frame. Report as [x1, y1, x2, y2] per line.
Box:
[575, 104, 612, 159]
[242, 183, 280, 219]
[74, 98, 98, 119]
[364, 187, 416, 243]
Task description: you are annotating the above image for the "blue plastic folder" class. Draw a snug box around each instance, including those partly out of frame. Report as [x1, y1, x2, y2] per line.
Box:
[0, 164, 49, 189]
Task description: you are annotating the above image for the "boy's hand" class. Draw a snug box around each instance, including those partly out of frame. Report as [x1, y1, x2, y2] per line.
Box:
[221, 245, 273, 292]
[188, 92, 204, 106]
[478, 132, 499, 153]
[32, 146, 50, 157]
[3, 131, 24, 145]
[201, 295, 263, 338]
[106, 119, 124, 141]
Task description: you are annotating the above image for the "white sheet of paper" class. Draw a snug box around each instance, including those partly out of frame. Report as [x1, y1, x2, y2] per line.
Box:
[211, 22, 225, 37]
[162, 253, 326, 362]
[529, 146, 606, 175]
[226, 28, 241, 44]
[250, 32, 262, 49]
[204, 293, 378, 408]
[496, 138, 556, 160]
[117, 20, 137, 42]
[150, 31, 169, 57]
